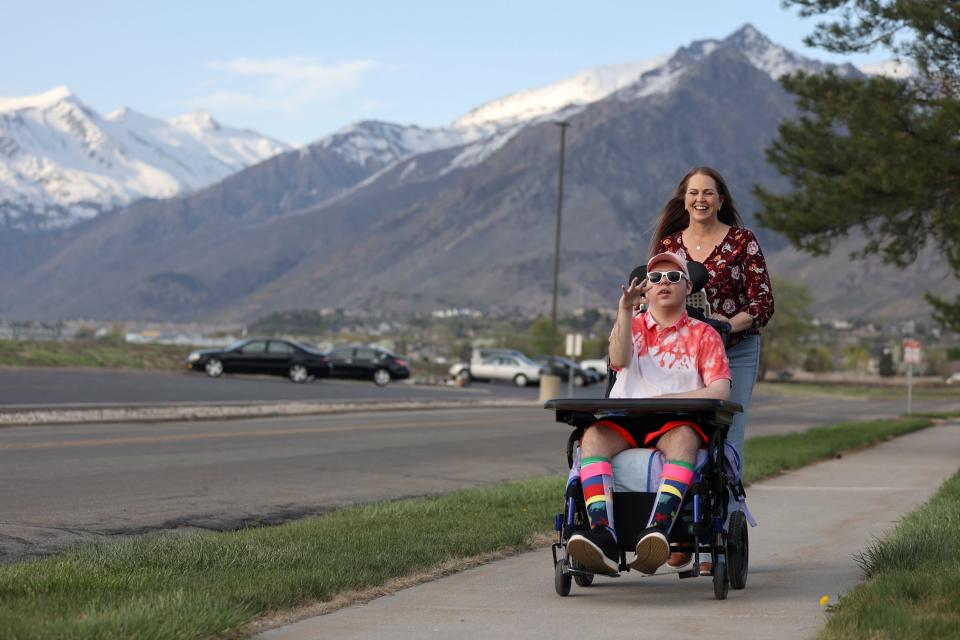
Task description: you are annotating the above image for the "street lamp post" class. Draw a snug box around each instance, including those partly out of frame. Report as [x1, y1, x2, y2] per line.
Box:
[549, 121, 570, 375]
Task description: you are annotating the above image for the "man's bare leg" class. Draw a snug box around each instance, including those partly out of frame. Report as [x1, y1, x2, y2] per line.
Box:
[656, 426, 699, 465]
[580, 423, 634, 459]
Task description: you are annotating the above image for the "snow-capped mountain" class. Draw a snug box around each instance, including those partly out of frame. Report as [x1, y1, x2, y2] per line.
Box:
[14, 22, 940, 324]
[453, 57, 671, 129]
[0, 24, 853, 233]
[319, 23, 860, 183]
[0, 86, 289, 229]
[858, 59, 915, 79]
[318, 120, 484, 169]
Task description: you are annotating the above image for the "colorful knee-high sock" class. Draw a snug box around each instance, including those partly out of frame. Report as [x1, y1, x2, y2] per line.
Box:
[580, 456, 615, 537]
[647, 460, 694, 534]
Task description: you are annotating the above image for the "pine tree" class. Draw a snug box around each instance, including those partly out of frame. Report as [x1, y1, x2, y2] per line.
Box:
[754, 1, 960, 330]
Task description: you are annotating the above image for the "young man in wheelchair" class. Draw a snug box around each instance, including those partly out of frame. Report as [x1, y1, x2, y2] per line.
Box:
[566, 251, 731, 576]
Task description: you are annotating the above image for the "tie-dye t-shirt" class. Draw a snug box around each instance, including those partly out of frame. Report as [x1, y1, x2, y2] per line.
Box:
[609, 310, 731, 399]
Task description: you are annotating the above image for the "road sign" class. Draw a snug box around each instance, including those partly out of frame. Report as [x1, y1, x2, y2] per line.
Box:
[903, 339, 921, 364]
[902, 339, 921, 416]
[565, 333, 582, 358]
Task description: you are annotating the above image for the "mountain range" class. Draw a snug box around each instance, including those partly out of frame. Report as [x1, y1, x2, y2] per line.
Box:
[2, 25, 956, 325]
[0, 87, 289, 230]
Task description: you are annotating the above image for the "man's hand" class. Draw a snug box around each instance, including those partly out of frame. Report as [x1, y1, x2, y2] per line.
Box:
[619, 277, 649, 311]
[610, 276, 648, 369]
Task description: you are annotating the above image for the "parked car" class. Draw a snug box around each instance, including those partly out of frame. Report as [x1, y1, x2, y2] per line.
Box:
[470, 348, 526, 362]
[578, 358, 609, 381]
[449, 352, 547, 387]
[945, 371, 960, 385]
[185, 338, 332, 383]
[325, 345, 411, 386]
[531, 355, 596, 386]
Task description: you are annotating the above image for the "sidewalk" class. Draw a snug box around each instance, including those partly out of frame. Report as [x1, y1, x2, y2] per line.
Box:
[257, 421, 960, 640]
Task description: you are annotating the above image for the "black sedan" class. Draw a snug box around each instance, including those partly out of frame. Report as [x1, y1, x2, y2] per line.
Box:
[531, 355, 596, 387]
[325, 345, 411, 386]
[185, 338, 332, 383]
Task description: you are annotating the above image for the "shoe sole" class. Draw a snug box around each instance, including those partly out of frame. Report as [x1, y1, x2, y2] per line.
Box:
[631, 532, 669, 574]
[566, 535, 619, 576]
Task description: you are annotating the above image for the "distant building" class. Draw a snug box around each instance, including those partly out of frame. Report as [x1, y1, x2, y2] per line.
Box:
[0, 320, 75, 341]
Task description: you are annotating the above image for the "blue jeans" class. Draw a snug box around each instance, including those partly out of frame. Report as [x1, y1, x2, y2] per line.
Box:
[727, 333, 761, 466]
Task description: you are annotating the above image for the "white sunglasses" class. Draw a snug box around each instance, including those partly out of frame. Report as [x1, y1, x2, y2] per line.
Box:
[647, 270, 687, 284]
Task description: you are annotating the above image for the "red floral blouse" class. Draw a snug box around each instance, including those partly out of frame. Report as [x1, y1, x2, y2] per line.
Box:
[655, 227, 774, 340]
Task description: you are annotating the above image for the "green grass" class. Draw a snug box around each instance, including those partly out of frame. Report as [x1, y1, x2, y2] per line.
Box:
[0, 339, 187, 371]
[819, 468, 960, 640]
[0, 478, 561, 640]
[917, 410, 960, 420]
[0, 415, 941, 639]
[757, 381, 960, 402]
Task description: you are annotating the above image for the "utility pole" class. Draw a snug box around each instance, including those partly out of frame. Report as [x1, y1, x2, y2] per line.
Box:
[549, 121, 569, 373]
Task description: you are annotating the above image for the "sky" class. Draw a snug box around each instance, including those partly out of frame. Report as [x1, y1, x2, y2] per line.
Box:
[2, 1, 894, 145]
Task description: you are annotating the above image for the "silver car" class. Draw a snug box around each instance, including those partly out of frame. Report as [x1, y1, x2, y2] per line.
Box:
[450, 353, 546, 387]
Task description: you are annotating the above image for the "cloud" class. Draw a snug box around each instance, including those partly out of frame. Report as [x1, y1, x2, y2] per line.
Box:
[188, 56, 380, 113]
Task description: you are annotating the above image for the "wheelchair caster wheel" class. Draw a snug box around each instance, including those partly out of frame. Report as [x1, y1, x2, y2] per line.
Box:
[713, 561, 729, 600]
[570, 558, 594, 587]
[555, 560, 572, 597]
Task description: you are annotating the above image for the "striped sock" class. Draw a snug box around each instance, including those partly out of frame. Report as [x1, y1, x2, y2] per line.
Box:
[647, 460, 694, 534]
[580, 456, 615, 536]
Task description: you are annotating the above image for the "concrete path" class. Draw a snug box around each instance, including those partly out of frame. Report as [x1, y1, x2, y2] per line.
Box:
[259, 421, 960, 640]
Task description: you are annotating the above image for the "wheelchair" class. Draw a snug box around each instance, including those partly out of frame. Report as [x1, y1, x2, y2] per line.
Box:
[547, 398, 748, 600]
[545, 260, 751, 600]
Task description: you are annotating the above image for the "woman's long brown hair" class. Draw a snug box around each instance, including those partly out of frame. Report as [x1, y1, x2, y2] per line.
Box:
[648, 166, 744, 257]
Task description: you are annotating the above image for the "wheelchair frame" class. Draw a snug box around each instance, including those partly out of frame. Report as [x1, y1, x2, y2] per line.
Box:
[545, 398, 749, 600]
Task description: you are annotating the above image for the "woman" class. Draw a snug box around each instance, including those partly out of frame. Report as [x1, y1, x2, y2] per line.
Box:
[650, 166, 774, 467]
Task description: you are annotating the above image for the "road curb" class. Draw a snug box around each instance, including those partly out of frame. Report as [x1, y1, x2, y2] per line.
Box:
[0, 399, 542, 426]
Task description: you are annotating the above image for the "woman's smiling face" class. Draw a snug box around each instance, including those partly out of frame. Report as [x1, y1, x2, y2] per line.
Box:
[684, 172, 723, 223]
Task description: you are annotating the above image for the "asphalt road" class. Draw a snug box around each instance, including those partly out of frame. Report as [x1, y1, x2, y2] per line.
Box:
[2, 387, 959, 565]
[0, 367, 553, 407]
[1, 367, 954, 417]
[0, 407, 563, 563]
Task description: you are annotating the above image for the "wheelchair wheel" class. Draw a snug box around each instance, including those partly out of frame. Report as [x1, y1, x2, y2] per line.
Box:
[712, 561, 729, 600]
[554, 560, 572, 596]
[727, 510, 749, 590]
[571, 559, 594, 587]
[565, 428, 582, 469]
[574, 574, 594, 587]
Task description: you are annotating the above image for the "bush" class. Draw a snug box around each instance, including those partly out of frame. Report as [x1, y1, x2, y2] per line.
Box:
[923, 350, 950, 377]
[803, 345, 834, 372]
[840, 345, 871, 373]
[879, 350, 897, 377]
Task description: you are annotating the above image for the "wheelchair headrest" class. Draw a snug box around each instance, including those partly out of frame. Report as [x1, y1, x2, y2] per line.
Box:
[629, 261, 708, 294]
